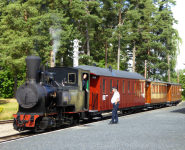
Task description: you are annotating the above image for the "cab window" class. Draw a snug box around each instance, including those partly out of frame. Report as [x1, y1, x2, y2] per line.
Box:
[68, 73, 76, 84]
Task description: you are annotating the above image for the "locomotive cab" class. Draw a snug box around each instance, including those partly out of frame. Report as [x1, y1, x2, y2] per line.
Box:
[47, 67, 90, 111]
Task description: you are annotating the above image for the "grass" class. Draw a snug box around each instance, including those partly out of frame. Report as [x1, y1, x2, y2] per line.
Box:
[0, 99, 18, 120]
[0, 98, 16, 101]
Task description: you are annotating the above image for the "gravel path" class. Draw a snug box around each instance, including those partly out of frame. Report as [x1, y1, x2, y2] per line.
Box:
[0, 124, 20, 138]
[1, 105, 185, 150]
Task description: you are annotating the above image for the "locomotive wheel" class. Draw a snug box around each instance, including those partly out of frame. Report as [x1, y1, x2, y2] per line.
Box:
[88, 116, 93, 121]
[34, 119, 44, 133]
[73, 114, 80, 124]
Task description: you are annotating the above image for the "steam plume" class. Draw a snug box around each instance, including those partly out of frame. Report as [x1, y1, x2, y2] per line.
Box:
[49, 27, 61, 66]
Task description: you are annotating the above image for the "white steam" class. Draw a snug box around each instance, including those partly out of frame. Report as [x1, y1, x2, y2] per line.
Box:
[49, 27, 61, 65]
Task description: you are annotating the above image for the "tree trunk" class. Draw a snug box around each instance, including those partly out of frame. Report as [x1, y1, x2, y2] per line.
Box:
[25, 11, 27, 21]
[166, 0, 170, 82]
[105, 40, 107, 68]
[117, 36, 120, 70]
[86, 27, 90, 56]
[14, 73, 17, 98]
[117, 1, 121, 70]
[177, 70, 179, 83]
[145, 60, 147, 79]
[133, 40, 135, 72]
[86, 23, 90, 62]
[147, 39, 150, 78]
[167, 53, 170, 82]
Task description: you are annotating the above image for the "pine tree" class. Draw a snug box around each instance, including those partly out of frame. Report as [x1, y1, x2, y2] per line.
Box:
[154, 0, 181, 81]
[0, 1, 39, 97]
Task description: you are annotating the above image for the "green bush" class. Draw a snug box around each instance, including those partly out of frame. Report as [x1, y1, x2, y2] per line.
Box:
[0, 67, 26, 98]
[0, 70, 14, 98]
[0, 106, 4, 113]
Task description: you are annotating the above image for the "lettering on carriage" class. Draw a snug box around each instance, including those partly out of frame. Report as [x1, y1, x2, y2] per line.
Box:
[102, 95, 108, 100]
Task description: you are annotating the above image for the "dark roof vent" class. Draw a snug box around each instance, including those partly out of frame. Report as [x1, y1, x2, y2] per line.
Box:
[93, 63, 96, 67]
[108, 66, 112, 72]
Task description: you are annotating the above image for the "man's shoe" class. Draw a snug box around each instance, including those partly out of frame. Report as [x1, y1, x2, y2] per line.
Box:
[114, 122, 118, 124]
[108, 121, 114, 124]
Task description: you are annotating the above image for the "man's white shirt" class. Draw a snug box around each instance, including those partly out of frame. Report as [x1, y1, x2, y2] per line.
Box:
[111, 91, 120, 104]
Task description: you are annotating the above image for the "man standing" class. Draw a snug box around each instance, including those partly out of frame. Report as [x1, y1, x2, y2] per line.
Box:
[109, 87, 120, 124]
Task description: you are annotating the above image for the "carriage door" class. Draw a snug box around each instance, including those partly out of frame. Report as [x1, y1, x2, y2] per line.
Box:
[92, 93, 98, 110]
[90, 75, 99, 110]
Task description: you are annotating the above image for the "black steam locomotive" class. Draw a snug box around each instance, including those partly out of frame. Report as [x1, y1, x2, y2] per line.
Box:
[13, 55, 90, 132]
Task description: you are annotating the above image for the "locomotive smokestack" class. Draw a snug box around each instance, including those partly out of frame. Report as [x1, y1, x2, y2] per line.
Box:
[25, 55, 41, 83]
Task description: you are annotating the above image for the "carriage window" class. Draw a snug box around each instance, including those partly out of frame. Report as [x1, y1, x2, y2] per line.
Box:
[117, 80, 119, 90]
[152, 85, 155, 93]
[128, 81, 130, 93]
[156, 85, 158, 93]
[133, 82, 136, 93]
[103, 79, 106, 93]
[110, 79, 113, 92]
[68, 73, 76, 84]
[123, 80, 125, 93]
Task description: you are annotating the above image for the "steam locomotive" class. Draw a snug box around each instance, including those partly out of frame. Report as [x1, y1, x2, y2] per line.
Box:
[13, 55, 182, 132]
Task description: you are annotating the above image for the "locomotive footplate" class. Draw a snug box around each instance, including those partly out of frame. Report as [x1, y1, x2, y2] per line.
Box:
[13, 114, 40, 129]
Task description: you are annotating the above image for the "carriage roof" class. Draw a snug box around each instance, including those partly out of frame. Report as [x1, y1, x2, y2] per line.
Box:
[75, 65, 146, 80]
[146, 80, 182, 86]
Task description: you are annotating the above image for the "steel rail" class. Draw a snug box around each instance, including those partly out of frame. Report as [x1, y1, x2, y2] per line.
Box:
[0, 120, 14, 125]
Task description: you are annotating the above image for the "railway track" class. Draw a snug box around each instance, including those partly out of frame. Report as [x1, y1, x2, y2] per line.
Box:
[0, 119, 14, 125]
[0, 111, 124, 144]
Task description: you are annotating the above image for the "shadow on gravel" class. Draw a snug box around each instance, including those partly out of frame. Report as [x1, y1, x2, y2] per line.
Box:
[171, 107, 185, 114]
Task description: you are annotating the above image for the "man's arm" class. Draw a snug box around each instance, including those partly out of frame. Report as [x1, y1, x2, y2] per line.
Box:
[115, 98, 119, 104]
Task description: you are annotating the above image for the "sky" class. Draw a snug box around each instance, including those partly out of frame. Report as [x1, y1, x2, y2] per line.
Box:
[171, 0, 185, 71]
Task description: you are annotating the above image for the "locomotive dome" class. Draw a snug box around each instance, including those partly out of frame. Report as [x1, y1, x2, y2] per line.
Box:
[75, 65, 146, 80]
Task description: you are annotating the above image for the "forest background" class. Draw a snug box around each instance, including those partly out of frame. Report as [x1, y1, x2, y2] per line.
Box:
[0, 0, 185, 98]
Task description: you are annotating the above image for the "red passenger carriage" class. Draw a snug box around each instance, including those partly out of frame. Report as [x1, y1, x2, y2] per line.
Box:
[76, 65, 146, 116]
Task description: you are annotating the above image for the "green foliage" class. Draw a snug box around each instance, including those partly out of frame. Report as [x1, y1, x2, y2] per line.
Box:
[0, 67, 26, 98]
[0, 70, 14, 98]
[0, 0, 182, 98]
[179, 69, 185, 98]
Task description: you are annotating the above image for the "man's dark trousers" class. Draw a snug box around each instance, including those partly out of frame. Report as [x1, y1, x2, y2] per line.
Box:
[111, 103, 119, 123]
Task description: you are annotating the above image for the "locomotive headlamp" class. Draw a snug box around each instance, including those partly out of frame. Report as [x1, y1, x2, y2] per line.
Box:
[50, 92, 56, 98]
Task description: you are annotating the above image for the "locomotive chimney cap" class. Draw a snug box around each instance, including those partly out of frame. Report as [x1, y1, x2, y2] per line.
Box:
[25, 55, 41, 83]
